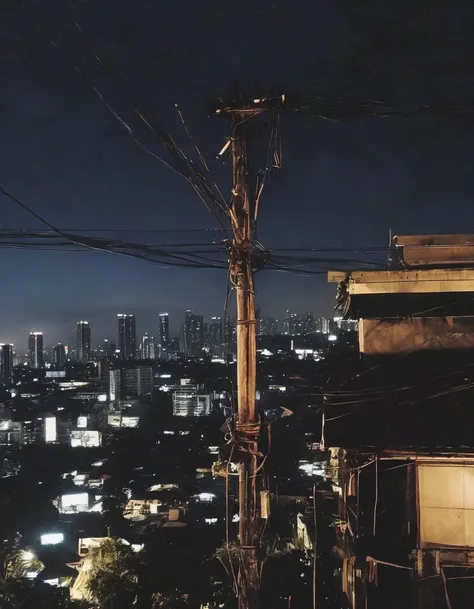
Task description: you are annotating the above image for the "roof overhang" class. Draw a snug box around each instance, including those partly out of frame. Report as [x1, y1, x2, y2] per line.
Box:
[328, 268, 474, 295]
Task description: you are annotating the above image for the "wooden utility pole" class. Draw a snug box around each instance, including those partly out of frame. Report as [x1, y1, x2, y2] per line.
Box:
[228, 109, 262, 609]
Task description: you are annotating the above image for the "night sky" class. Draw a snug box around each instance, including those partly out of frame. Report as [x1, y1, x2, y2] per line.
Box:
[2, 0, 474, 349]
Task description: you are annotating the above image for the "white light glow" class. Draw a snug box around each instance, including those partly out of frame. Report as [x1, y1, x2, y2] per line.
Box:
[44, 578, 59, 586]
[193, 492, 215, 502]
[44, 416, 57, 443]
[22, 550, 36, 562]
[40, 533, 64, 545]
[25, 571, 38, 579]
[60, 492, 89, 513]
[71, 430, 101, 448]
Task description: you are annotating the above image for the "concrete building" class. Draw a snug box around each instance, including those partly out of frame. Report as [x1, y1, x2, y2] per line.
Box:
[125, 366, 153, 397]
[171, 381, 211, 417]
[325, 234, 474, 609]
[109, 366, 153, 401]
[0, 419, 22, 447]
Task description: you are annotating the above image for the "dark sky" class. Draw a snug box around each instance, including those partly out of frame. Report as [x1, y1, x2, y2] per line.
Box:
[2, 0, 474, 350]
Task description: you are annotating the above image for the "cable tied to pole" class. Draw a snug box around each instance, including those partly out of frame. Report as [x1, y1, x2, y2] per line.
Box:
[235, 419, 263, 457]
[223, 415, 263, 457]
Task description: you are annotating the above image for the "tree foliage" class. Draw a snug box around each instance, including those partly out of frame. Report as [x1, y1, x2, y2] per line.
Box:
[87, 538, 140, 609]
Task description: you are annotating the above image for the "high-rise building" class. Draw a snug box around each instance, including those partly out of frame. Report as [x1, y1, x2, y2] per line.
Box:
[284, 310, 304, 335]
[28, 332, 44, 369]
[98, 339, 116, 358]
[109, 366, 153, 401]
[158, 313, 170, 358]
[303, 312, 315, 335]
[141, 334, 156, 360]
[117, 314, 136, 359]
[76, 321, 91, 363]
[223, 318, 236, 355]
[52, 343, 66, 367]
[184, 311, 204, 356]
[0, 344, 13, 385]
[109, 369, 122, 402]
[125, 366, 153, 397]
[320, 317, 331, 334]
[170, 337, 180, 354]
[208, 317, 223, 355]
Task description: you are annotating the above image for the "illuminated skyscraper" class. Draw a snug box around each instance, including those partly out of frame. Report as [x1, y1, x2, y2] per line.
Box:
[52, 343, 66, 367]
[28, 332, 44, 369]
[117, 314, 136, 359]
[76, 321, 91, 362]
[224, 318, 236, 355]
[184, 310, 204, 356]
[141, 334, 156, 360]
[0, 344, 13, 385]
[159, 313, 170, 358]
[208, 317, 223, 355]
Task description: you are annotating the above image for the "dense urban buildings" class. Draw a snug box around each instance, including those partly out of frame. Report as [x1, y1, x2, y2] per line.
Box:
[28, 331, 44, 369]
[76, 321, 91, 363]
[0, 304, 359, 608]
[8, 310, 354, 370]
[117, 313, 136, 359]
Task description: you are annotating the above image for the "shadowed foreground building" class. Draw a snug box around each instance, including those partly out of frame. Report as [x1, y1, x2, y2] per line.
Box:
[324, 234, 474, 609]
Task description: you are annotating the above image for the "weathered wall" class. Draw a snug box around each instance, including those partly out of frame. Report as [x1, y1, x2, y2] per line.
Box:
[359, 316, 474, 354]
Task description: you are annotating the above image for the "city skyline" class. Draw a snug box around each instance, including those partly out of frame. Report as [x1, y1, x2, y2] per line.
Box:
[0, 301, 339, 351]
[5, 309, 348, 356]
